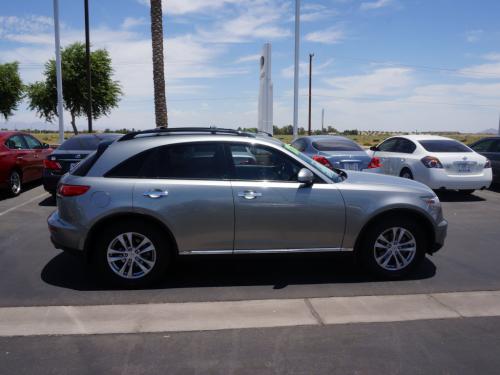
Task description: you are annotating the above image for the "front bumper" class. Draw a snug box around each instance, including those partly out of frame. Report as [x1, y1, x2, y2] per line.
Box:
[430, 218, 448, 254]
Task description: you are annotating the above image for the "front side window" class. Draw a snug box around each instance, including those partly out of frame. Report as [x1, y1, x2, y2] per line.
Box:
[5, 135, 27, 150]
[228, 143, 302, 182]
[419, 140, 472, 153]
[377, 138, 398, 152]
[23, 135, 42, 149]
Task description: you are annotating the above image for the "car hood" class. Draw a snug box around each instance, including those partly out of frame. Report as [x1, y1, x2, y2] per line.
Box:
[341, 170, 434, 195]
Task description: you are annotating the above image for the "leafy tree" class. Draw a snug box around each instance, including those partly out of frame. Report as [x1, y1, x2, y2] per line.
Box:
[0, 62, 24, 120]
[150, 0, 168, 128]
[26, 42, 122, 134]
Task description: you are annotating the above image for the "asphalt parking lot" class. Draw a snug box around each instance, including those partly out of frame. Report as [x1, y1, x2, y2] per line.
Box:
[1, 182, 500, 374]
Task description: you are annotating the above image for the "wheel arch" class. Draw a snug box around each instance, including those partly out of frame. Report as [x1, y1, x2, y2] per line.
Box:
[353, 208, 435, 254]
[83, 212, 179, 262]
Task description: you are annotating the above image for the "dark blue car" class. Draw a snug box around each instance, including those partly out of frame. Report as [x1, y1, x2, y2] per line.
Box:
[291, 135, 376, 171]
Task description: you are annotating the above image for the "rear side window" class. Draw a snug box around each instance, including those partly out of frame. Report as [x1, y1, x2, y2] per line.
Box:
[59, 137, 103, 151]
[395, 139, 416, 154]
[419, 140, 472, 153]
[312, 139, 363, 152]
[106, 142, 228, 180]
[72, 141, 114, 176]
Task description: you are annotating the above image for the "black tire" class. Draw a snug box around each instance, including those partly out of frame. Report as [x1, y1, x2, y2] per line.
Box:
[94, 220, 171, 288]
[459, 189, 475, 195]
[357, 216, 427, 279]
[7, 170, 22, 197]
[399, 168, 413, 180]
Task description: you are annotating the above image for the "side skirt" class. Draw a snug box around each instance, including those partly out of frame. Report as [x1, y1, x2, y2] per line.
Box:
[180, 248, 353, 255]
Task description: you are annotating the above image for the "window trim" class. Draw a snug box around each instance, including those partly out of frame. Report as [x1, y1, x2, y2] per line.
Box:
[377, 138, 399, 153]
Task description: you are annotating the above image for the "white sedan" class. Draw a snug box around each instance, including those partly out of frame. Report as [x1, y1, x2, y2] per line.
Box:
[368, 135, 492, 193]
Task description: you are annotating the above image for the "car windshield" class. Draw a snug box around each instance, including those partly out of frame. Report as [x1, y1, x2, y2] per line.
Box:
[312, 139, 363, 152]
[419, 140, 472, 153]
[283, 144, 341, 182]
[58, 135, 119, 151]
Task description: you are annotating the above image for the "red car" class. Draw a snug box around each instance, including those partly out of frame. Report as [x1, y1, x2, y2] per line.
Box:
[0, 131, 53, 196]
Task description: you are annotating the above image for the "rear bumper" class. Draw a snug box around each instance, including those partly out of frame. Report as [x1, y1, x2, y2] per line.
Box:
[47, 210, 85, 253]
[423, 169, 492, 190]
[42, 170, 62, 194]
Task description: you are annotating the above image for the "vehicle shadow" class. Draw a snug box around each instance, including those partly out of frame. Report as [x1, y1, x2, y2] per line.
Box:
[39, 196, 56, 207]
[0, 180, 42, 202]
[41, 252, 437, 291]
[489, 183, 500, 193]
[436, 191, 486, 202]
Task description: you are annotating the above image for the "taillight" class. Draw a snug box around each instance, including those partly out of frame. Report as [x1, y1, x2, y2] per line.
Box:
[44, 159, 62, 170]
[367, 157, 382, 169]
[485, 159, 492, 168]
[58, 184, 90, 197]
[421, 156, 443, 169]
[312, 155, 333, 169]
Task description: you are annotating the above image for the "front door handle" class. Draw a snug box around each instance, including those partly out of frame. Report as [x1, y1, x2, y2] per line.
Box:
[143, 189, 169, 199]
[238, 190, 262, 200]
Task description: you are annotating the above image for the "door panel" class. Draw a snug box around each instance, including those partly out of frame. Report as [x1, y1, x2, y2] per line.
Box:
[133, 180, 234, 253]
[231, 181, 345, 250]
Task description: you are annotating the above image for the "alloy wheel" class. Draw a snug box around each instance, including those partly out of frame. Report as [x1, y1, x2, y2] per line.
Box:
[373, 227, 417, 271]
[106, 232, 157, 279]
[9, 172, 21, 195]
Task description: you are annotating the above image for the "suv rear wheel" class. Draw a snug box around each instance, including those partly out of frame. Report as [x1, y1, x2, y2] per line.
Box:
[95, 220, 171, 287]
[357, 217, 426, 279]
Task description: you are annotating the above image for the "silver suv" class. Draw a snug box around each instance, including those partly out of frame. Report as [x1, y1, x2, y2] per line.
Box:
[48, 128, 448, 287]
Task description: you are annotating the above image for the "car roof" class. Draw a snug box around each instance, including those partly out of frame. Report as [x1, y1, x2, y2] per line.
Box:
[298, 135, 355, 142]
[0, 131, 25, 140]
[395, 134, 458, 141]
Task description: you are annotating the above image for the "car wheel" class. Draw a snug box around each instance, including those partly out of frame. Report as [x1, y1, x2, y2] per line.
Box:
[357, 217, 426, 279]
[459, 189, 475, 195]
[400, 168, 413, 180]
[7, 170, 22, 196]
[95, 221, 171, 288]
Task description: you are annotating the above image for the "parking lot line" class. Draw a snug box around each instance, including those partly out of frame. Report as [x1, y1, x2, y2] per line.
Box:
[0, 192, 48, 217]
[1, 290, 500, 337]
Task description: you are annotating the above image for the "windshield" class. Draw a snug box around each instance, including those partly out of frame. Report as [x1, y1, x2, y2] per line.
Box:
[283, 144, 341, 182]
[59, 135, 120, 151]
[312, 140, 363, 152]
[419, 140, 472, 153]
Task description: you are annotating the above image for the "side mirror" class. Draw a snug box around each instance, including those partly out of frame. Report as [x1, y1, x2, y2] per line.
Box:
[297, 168, 314, 186]
[43, 143, 50, 149]
[369, 146, 379, 151]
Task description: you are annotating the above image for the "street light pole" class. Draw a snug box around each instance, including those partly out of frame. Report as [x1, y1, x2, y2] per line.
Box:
[293, 0, 300, 137]
[321, 108, 324, 133]
[308, 53, 314, 136]
[53, 0, 64, 144]
[84, 0, 93, 133]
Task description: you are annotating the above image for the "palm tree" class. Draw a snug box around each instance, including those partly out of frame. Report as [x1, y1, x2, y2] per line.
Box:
[150, 0, 168, 127]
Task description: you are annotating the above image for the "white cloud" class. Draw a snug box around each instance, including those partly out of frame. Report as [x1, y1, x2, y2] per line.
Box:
[304, 27, 344, 44]
[122, 17, 147, 29]
[0, 15, 53, 36]
[281, 59, 334, 79]
[235, 54, 261, 63]
[138, 0, 245, 15]
[360, 0, 393, 11]
[458, 52, 500, 79]
[465, 29, 483, 43]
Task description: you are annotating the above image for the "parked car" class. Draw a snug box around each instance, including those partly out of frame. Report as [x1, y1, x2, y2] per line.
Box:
[48, 127, 447, 287]
[290, 135, 378, 171]
[469, 136, 500, 185]
[0, 131, 53, 196]
[43, 133, 122, 196]
[368, 135, 492, 194]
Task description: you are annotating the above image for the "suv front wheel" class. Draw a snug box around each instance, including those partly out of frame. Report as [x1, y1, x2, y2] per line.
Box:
[95, 220, 171, 287]
[357, 217, 426, 279]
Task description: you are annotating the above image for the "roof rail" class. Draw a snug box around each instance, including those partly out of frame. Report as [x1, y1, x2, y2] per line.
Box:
[118, 127, 257, 142]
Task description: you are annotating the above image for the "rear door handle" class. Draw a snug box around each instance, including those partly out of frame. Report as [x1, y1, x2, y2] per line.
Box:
[238, 190, 262, 200]
[143, 189, 169, 199]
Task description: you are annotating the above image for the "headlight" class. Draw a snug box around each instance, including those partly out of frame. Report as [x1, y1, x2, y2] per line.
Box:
[421, 195, 441, 220]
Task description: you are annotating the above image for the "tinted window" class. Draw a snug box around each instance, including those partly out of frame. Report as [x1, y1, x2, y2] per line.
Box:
[312, 139, 363, 152]
[59, 135, 119, 151]
[395, 139, 416, 154]
[491, 140, 500, 153]
[470, 139, 495, 153]
[419, 140, 472, 153]
[23, 135, 42, 149]
[5, 135, 27, 149]
[291, 139, 306, 152]
[107, 142, 228, 180]
[228, 143, 302, 182]
[378, 138, 398, 152]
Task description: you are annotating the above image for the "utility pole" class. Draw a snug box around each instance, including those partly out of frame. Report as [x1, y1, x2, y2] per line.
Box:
[84, 0, 93, 133]
[53, 0, 64, 144]
[293, 0, 300, 137]
[321, 108, 324, 133]
[308, 53, 314, 136]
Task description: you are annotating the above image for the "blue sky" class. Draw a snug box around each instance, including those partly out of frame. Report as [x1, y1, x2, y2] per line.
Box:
[1, 0, 500, 132]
